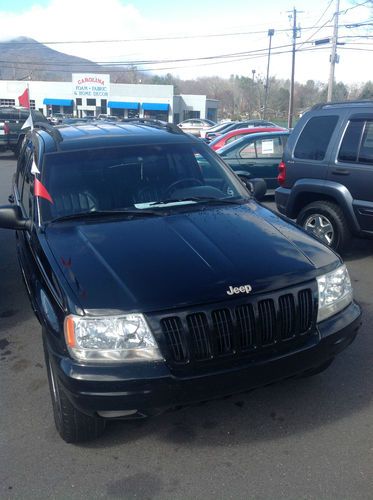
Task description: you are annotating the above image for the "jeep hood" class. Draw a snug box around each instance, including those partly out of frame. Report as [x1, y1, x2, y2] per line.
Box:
[45, 202, 340, 313]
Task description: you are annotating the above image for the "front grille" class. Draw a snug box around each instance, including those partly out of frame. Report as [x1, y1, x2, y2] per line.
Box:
[155, 286, 316, 370]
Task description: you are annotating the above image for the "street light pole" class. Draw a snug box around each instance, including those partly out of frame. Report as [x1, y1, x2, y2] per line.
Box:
[264, 29, 275, 120]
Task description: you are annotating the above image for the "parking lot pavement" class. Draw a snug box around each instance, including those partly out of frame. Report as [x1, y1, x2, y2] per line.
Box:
[0, 154, 372, 499]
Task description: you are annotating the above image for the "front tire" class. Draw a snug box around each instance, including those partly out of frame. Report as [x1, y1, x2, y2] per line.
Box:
[296, 201, 351, 253]
[43, 336, 106, 443]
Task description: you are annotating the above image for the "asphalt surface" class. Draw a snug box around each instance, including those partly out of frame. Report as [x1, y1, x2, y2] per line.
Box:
[0, 152, 372, 500]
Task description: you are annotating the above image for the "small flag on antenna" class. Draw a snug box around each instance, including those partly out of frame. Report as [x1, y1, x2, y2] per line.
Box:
[18, 87, 30, 109]
[31, 156, 40, 175]
[21, 112, 34, 131]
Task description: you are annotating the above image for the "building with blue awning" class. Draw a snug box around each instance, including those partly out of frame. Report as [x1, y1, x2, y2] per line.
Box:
[0, 74, 219, 123]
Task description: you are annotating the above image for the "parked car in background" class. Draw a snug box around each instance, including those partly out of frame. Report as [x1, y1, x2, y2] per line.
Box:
[209, 126, 288, 151]
[200, 121, 236, 140]
[276, 100, 373, 252]
[177, 118, 216, 136]
[0, 106, 48, 156]
[217, 130, 290, 198]
[49, 113, 65, 125]
[97, 114, 119, 122]
[204, 120, 281, 142]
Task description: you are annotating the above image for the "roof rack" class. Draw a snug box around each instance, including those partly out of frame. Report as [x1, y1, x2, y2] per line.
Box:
[120, 118, 184, 135]
[311, 99, 373, 110]
[33, 121, 63, 142]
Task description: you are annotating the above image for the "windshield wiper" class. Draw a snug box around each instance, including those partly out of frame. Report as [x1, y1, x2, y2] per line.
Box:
[47, 208, 162, 223]
[149, 197, 244, 206]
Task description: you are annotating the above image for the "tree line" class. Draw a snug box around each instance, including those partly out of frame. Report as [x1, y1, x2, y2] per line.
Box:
[113, 68, 373, 122]
[143, 73, 373, 122]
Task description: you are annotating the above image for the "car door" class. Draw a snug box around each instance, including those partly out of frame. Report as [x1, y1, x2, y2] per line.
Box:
[236, 135, 286, 189]
[329, 116, 373, 231]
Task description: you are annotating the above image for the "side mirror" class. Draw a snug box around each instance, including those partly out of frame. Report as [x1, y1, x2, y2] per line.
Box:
[236, 172, 267, 201]
[0, 205, 31, 231]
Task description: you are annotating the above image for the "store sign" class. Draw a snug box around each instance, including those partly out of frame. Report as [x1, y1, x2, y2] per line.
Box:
[72, 73, 110, 98]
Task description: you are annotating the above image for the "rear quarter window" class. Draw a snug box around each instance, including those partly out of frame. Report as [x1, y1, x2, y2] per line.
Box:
[294, 115, 338, 160]
[338, 120, 373, 165]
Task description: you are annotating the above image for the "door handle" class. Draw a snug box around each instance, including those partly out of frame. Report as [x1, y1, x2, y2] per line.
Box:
[331, 168, 350, 175]
[8, 194, 14, 203]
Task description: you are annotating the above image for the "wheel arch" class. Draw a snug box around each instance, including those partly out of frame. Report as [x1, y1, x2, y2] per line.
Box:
[287, 179, 360, 233]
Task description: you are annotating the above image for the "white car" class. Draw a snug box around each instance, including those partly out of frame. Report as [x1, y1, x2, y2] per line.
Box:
[177, 118, 216, 137]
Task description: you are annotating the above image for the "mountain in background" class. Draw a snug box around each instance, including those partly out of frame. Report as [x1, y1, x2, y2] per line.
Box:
[0, 37, 140, 82]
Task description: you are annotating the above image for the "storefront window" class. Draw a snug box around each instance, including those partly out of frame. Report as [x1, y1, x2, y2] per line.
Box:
[144, 110, 168, 121]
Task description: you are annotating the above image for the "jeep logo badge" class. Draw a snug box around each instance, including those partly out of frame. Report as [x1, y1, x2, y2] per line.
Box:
[226, 285, 252, 296]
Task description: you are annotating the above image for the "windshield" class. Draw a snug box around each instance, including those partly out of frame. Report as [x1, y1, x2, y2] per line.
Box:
[40, 142, 249, 222]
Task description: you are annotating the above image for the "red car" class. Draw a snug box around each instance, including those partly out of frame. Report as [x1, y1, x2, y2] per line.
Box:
[209, 126, 287, 151]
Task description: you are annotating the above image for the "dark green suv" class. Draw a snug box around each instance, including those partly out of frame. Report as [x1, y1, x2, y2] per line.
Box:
[276, 100, 373, 252]
[0, 106, 47, 156]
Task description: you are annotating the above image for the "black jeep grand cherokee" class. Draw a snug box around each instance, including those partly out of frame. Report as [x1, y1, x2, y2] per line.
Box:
[0, 120, 361, 443]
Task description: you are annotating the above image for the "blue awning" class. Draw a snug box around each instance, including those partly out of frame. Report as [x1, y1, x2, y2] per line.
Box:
[142, 103, 169, 111]
[108, 101, 139, 110]
[43, 98, 74, 106]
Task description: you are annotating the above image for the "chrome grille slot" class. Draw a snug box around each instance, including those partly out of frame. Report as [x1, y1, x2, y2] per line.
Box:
[236, 303, 256, 350]
[258, 299, 276, 345]
[161, 317, 187, 362]
[298, 289, 313, 333]
[212, 309, 233, 355]
[279, 294, 296, 339]
[187, 313, 211, 360]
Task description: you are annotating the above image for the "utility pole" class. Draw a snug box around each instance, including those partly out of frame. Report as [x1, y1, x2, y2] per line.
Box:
[288, 8, 297, 128]
[263, 29, 275, 120]
[251, 69, 257, 118]
[327, 0, 340, 101]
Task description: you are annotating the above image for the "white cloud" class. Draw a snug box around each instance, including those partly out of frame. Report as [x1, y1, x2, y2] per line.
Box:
[0, 0, 372, 84]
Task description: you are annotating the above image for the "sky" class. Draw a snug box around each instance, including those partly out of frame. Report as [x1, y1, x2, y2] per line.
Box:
[0, 0, 372, 85]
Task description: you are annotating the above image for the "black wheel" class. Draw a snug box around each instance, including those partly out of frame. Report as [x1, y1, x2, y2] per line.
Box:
[296, 201, 351, 252]
[248, 178, 267, 201]
[297, 358, 334, 378]
[43, 335, 106, 443]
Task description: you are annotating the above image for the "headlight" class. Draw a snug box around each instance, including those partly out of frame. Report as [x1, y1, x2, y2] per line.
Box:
[317, 264, 353, 322]
[64, 313, 162, 363]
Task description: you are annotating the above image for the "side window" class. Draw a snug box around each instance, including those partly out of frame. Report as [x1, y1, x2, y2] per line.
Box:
[226, 135, 239, 145]
[20, 151, 33, 218]
[256, 137, 283, 158]
[359, 122, 373, 164]
[16, 140, 33, 194]
[240, 141, 257, 159]
[294, 115, 338, 161]
[338, 120, 364, 163]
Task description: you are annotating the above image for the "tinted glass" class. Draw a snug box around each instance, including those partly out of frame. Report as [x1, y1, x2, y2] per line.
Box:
[359, 122, 373, 164]
[40, 143, 248, 221]
[338, 120, 364, 163]
[240, 141, 257, 158]
[294, 115, 338, 160]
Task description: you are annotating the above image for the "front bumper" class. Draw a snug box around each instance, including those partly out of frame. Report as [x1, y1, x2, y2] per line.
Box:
[50, 301, 361, 417]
